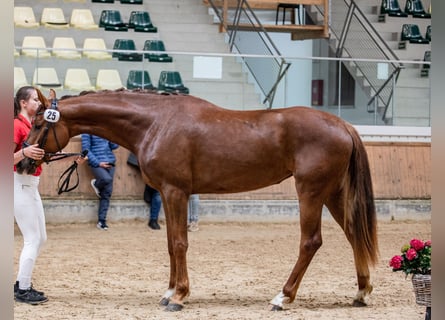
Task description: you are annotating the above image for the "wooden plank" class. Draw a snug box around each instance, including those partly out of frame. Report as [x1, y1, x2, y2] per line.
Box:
[227, 23, 325, 32]
[204, 0, 325, 9]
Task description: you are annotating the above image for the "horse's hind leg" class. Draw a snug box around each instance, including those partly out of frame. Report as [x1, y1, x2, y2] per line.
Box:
[270, 193, 324, 310]
[325, 194, 372, 306]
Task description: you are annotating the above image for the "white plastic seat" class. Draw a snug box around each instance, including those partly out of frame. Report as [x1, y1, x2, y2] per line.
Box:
[70, 9, 98, 29]
[14, 48, 20, 57]
[64, 68, 95, 92]
[14, 67, 30, 91]
[21, 36, 51, 58]
[41, 7, 69, 28]
[96, 69, 124, 90]
[32, 67, 62, 89]
[14, 7, 40, 28]
[52, 37, 82, 59]
[82, 38, 112, 60]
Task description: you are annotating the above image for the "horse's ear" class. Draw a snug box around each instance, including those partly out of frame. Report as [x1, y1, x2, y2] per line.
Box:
[35, 87, 50, 107]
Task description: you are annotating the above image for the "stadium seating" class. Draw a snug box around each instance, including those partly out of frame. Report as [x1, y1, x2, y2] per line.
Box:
[99, 10, 128, 31]
[120, 0, 143, 4]
[96, 69, 124, 90]
[21, 36, 52, 58]
[112, 39, 143, 61]
[380, 0, 408, 17]
[143, 40, 173, 62]
[126, 70, 156, 90]
[64, 68, 95, 91]
[158, 71, 189, 94]
[14, 67, 29, 91]
[400, 24, 429, 43]
[70, 9, 99, 29]
[14, 7, 40, 28]
[41, 7, 70, 28]
[128, 11, 157, 32]
[404, 0, 431, 18]
[32, 67, 62, 88]
[82, 38, 112, 60]
[420, 50, 430, 77]
[52, 37, 82, 59]
[425, 25, 431, 42]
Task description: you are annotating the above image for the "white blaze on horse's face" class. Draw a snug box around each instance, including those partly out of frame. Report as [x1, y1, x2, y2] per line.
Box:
[43, 109, 60, 123]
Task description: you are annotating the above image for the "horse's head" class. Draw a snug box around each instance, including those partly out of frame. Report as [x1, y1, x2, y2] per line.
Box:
[16, 92, 70, 175]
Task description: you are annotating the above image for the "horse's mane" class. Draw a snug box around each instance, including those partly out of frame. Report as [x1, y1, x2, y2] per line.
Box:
[59, 88, 187, 101]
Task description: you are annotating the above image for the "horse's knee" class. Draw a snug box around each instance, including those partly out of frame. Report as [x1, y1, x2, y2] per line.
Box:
[302, 236, 322, 253]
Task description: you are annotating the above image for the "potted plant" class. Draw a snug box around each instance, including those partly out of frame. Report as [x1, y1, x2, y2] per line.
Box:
[389, 238, 431, 320]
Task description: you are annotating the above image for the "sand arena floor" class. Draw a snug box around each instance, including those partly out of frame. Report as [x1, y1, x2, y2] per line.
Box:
[14, 218, 431, 320]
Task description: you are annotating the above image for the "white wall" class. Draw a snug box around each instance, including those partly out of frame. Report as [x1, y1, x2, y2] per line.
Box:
[269, 33, 313, 108]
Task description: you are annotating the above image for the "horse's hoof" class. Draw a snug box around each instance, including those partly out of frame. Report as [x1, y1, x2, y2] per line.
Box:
[270, 304, 283, 311]
[165, 303, 183, 312]
[352, 299, 367, 307]
[159, 297, 170, 306]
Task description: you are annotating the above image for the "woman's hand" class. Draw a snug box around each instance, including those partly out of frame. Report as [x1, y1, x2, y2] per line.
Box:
[23, 144, 45, 160]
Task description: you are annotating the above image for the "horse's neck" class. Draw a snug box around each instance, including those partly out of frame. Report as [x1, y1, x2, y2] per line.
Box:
[62, 98, 150, 151]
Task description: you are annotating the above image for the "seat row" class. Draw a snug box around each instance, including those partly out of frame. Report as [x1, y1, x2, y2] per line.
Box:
[14, 67, 189, 94]
[399, 23, 431, 47]
[17, 36, 172, 62]
[14, 7, 156, 32]
[92, 0, 143, 4]
[380, 0, 431, 18]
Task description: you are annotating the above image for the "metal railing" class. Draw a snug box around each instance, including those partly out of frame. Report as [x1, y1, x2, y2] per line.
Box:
[206, 0, 290, 108]
[319, 0, 402, 123]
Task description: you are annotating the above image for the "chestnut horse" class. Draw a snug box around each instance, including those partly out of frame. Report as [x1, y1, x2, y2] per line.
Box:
[17, 89, 378, 311]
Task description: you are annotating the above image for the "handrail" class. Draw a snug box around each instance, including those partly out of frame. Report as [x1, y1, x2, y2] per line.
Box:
[323, 0, 403, 122]
[206, 0, 291, 108]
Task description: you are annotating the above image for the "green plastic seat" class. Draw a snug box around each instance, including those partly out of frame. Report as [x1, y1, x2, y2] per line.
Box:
[128, 11, 157, 32]
[380, 0, 408, 17]
[158, 71, 189, 94]
[425, 25, 431, 42]
[423, 50, 431, 69]
[405, 0, 431, 18]
[143, 40, 173, 62]
[120, 0, 143, 5]
[99, 10, 128, 31]
[400, 24, 430, 43]
[127, 70, 156, 90]
[112, 39, 143, 61]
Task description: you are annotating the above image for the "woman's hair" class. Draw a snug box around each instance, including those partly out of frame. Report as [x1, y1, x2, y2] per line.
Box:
[14, 86, 36, 118]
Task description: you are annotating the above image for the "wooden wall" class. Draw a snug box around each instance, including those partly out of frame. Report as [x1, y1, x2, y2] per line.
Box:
[38, 136, 431, 200]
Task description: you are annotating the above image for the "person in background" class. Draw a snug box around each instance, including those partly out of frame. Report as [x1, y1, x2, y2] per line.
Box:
[14, 86, 85, 304]
[47, 88, 57, 101]
[188, 194, 200, 232]
[145, 184, 162, 230]
[127, 152, 163, 230]
[81, 134, 119, 230]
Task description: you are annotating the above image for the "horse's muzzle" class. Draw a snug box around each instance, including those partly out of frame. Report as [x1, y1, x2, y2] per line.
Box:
[16, 158, 37, 175]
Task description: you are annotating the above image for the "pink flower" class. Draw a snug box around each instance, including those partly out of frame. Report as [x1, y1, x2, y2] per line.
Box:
[410, 238, 425, 251]
[406, 248, 418, 261]
[425, 240, 431, 247]
[389, 255, 403, 269]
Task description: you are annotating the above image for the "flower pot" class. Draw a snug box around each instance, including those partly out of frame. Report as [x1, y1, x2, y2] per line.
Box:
[412, 274, 431, 307]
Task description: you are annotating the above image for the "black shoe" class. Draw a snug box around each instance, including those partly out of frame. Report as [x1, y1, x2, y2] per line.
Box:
[14, 281, 44, 298]
[16, 288, 48, 305]
[148, 219, 161, 230]
[96, 221, 108, 230]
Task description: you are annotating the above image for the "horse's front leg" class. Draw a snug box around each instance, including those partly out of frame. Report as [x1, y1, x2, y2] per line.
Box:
[159, 188, 190, 311]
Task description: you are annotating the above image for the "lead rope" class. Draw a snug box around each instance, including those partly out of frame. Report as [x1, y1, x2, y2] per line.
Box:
[56, 150, 88, 194]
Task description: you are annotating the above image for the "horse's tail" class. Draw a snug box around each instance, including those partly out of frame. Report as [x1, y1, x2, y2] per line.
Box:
[344, 124, 379, 269]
